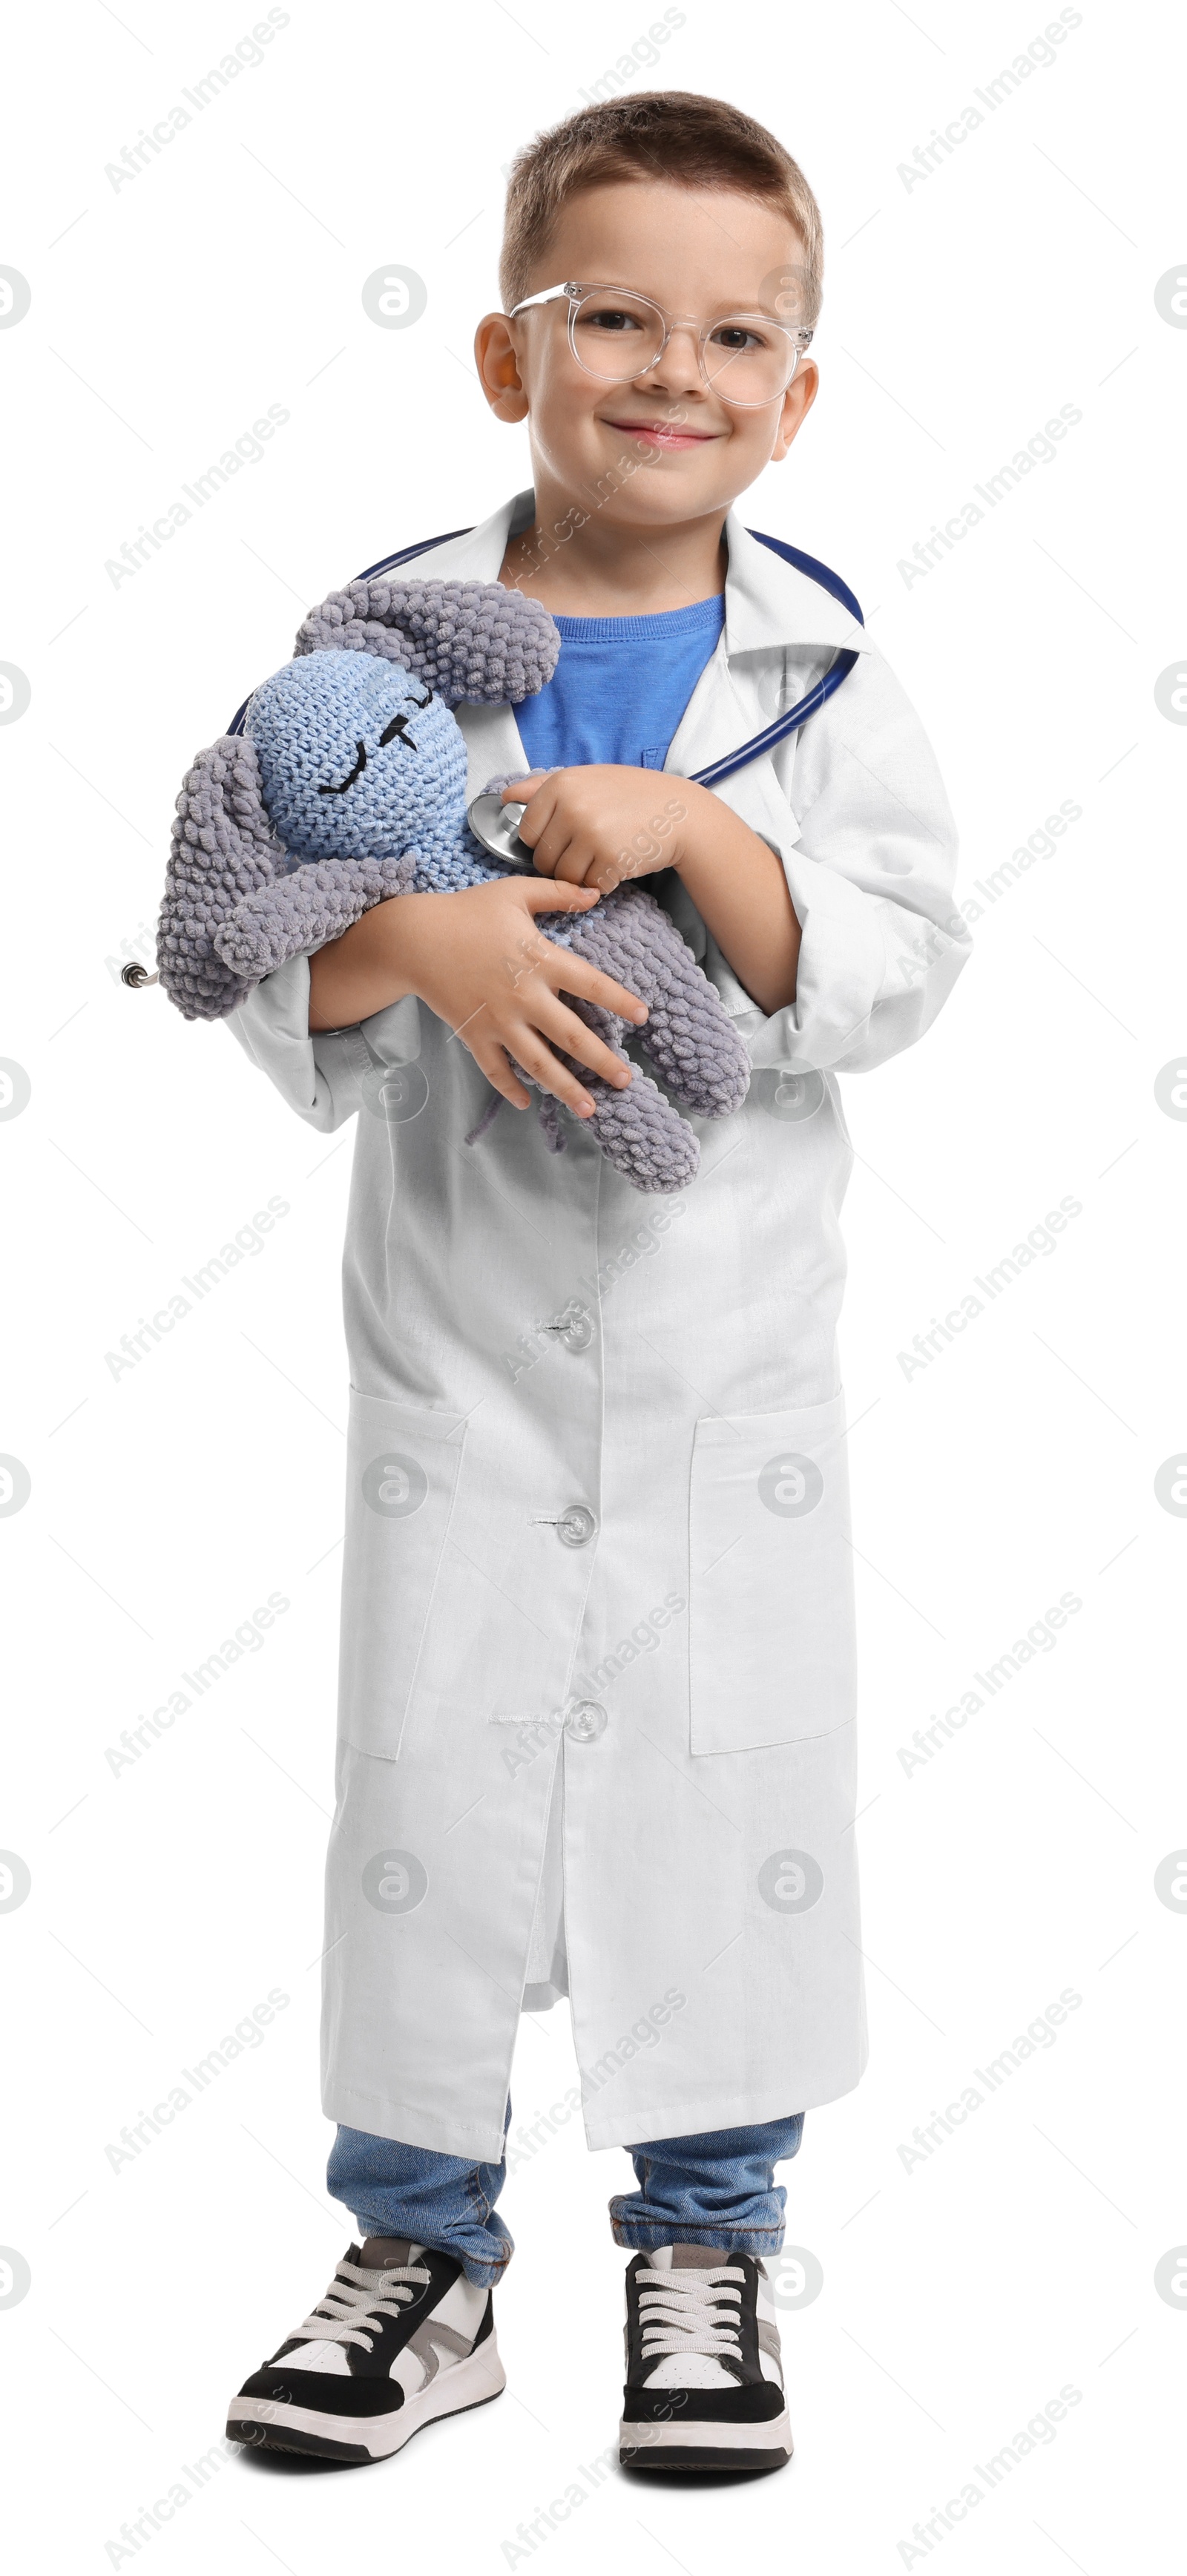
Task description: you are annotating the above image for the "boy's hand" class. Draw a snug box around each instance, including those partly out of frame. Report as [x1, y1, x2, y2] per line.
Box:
[309, 877, 648, 1118]
[502, 766, 803, 1016]
[503, 767, 690, 895]
[406, 877, 649, 1115]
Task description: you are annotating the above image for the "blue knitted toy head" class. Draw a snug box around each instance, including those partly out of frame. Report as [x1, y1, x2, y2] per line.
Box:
[244, 650, 465, 864]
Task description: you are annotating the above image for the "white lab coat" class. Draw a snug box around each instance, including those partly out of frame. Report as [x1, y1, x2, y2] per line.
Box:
[229, 492, 967, 2158]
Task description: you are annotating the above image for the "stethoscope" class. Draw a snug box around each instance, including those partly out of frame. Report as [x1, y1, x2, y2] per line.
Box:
[123, 525, 860, 984]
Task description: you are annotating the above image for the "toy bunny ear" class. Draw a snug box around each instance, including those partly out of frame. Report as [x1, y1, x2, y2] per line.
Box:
[293, 577, 560, 706]
[157, 735, 289, 1021]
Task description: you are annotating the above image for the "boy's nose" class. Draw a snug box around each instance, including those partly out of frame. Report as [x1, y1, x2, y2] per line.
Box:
[635, 321, 706, 398]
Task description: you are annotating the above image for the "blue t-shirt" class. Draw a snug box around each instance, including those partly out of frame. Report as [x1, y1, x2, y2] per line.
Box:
[516, 593, 725, 773]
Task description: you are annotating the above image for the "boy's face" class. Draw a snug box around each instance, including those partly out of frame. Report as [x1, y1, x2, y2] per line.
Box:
[476, 180, 818, 528]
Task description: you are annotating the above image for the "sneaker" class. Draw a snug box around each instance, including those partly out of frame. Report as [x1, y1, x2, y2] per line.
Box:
[226, 2235, 504, 2465]
[619, 2245, 792, 2474]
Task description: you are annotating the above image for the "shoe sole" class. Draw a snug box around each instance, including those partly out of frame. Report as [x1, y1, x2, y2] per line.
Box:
[619, 2408, 792, 2475]
[226, 2338, 506, 2465]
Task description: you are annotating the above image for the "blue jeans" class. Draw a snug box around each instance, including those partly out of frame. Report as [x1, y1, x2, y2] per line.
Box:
[327, 2106, 804, 2289]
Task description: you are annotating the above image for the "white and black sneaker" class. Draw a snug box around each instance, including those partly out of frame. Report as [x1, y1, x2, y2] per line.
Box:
[619, 2245, 792, 2474]
[226, 2235, 504, 2465]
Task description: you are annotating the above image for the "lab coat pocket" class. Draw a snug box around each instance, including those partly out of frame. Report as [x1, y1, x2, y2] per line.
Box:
[688, 1390, 856, 1754]
[339, 1388, 467, 1760]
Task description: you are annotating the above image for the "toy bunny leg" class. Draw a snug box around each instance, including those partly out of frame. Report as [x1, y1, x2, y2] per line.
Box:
[536, 998, 701, 1194]
[563, 888, 751, 1117]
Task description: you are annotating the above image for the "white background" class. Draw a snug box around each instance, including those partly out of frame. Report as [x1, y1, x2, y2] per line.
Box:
[1, 1, 1184, 2568]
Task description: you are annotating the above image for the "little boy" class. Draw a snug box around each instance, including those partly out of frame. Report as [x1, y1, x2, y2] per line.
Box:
[223, 91, 967, 2476]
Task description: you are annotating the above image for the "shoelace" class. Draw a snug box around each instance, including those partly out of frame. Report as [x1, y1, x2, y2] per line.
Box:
[635, 2262, 745, 2361]
[289, 2253, 432, 2355]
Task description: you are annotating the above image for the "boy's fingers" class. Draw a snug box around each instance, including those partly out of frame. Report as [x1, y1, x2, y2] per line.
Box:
[501, 775, 552, 842]
[531, 832, 587, 884]
[511, 1034, 596, 1116]
[516, 878, 599, 913]
[532, 996, 633, 1088]
[551, 952, 648, 1024]
[478, 998, 631, 1099]
[509, 909, 647, 1024]
[469, 1038, 530, 1111]
[507, 935, 634, 1041]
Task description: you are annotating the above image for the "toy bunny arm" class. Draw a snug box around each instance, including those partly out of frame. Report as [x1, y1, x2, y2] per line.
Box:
[214, 850, 418, 982]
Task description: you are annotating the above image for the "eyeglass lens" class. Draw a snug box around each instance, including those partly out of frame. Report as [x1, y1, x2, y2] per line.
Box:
[570, 289, 797, 402]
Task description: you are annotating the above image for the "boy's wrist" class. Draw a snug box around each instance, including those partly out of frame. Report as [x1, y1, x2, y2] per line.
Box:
[667, 778, 718, 875]
[668, 780, 757, 894]
[308, 890, 430, 1032]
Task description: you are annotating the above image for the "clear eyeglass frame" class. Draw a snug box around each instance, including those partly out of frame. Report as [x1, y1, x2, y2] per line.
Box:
[507, 279, 813, 409]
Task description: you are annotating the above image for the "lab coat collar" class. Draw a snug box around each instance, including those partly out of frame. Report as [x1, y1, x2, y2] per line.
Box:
[405, 490, 869, 659]
[719, 511, 869, 658]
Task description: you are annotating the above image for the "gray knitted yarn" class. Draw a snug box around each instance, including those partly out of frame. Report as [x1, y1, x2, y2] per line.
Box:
[159, 737, 287, 1021]
[565, 887, 749, 1120]
[294, 578, 560, 706]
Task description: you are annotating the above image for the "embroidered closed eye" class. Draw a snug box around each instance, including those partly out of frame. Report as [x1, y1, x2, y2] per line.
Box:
[318, 740, 367, 797]
[318, 685, 434, 792]
[379, 683, 433, 754]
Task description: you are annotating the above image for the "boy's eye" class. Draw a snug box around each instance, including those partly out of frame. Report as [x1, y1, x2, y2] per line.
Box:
[711, 322, 768, 353]
[582, 303, 647, 336]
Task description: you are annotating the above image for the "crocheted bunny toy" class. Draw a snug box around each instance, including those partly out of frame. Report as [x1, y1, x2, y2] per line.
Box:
[158, 576, 750, 1192]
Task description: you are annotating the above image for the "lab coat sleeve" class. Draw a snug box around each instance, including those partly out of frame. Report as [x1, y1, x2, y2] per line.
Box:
[733, 642, 970, 1076]
[226, 952, 424, 1131]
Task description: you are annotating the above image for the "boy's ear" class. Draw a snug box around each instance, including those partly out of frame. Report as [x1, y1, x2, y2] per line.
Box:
[473, 312, 530, 421]
[769, 360, 818, 464]
[295, 578, 559, 706]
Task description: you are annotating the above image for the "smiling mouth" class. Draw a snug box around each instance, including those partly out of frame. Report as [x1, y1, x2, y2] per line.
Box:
[602, 417, 718, 445]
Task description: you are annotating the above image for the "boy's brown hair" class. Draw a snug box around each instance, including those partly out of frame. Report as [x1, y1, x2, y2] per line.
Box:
[499, 92, 823, 327]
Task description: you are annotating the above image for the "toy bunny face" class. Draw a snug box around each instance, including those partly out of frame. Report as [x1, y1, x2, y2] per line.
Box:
[245, 648, 467, 864]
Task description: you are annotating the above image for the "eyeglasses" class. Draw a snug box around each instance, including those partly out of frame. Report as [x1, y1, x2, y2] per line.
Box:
[508, 280, 813, 410]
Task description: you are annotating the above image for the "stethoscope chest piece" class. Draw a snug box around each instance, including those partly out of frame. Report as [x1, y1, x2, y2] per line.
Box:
[467, 792, 536, 870]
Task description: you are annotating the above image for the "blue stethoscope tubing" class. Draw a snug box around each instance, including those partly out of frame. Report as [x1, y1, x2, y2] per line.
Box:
[225, 527, 861, 779]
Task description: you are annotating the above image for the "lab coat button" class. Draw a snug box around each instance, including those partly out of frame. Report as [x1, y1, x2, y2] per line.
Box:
[565, 1700, 607, 1743]
[556, 1504, 596, 1548]
[540, 1304, 594, 1353]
